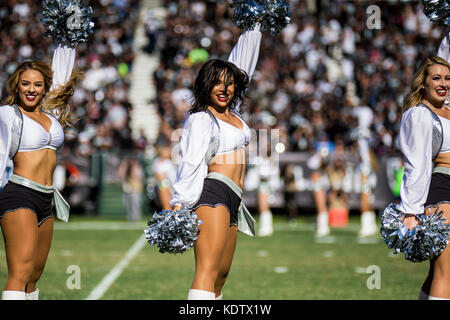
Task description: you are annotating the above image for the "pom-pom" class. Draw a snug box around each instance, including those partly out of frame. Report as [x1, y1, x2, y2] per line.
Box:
[232, 0, 291, 35]
[41, 0, 95, 45]
[422, 0, 450, 26]
[144, 207, 202, 254]
[380, 203, 450, 262]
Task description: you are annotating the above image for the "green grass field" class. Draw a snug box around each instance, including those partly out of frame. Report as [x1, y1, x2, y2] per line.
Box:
[0, 214, 428, 300]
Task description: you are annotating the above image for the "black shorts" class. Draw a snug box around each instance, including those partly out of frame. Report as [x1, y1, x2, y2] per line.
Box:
[192, 178, 241, 227]
[424, 173, 450, 210]
[0, 181, 54, 226]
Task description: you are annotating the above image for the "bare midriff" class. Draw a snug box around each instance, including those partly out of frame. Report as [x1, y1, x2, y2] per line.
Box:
[434, 152, 450, 169]
[208, 148, 246, 189]
[13, 149, 57, 186]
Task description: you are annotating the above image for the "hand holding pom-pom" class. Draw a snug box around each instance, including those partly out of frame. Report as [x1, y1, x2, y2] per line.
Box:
[380, 203, 450, 262]
[232, 0, 290, 35]
[422, 0, 450, 26]
[144, 206, 202, 254]
[40, 0, 95, 45]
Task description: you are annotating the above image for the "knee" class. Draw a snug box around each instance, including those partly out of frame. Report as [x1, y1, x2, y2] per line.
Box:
[9, 264, 34, 285]
[432, 262, 450, 280]
[29, 267, 45, 284]
[198, 264, 220, 277]
[215, 272, 229, 287]
[196, 262, 221, 280]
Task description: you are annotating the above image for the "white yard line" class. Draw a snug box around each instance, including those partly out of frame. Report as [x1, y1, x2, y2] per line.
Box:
[85, 234, 147, 300]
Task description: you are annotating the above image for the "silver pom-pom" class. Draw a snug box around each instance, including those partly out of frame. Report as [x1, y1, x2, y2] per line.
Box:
[422, 0, 450, 26]
[232, 0, 291, 35]
[41, 0, 95, 45]
[380, 203, 450, 262]
[144, 206, 202, 254]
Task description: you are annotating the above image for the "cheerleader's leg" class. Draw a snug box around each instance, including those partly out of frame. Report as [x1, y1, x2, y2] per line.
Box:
[214, 225, 238, 299]
[0, 209, 38, 299]
[359, 175, 377, 237]
[189, 205, 230, 299]
[311, 172, 329, 237]
[419, 259, 433, 300]
[26, 217, 54, 299]
[257, 188, 273, 237]
[428, 203, 450, 299]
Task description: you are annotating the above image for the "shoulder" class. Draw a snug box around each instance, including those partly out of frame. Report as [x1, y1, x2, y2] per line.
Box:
[185, 111, 214, 128]
[0, 105, 19, 122]
[0, 104, 17, 114]
[187, 111, 210, 121]
[401, 105, 433, 124]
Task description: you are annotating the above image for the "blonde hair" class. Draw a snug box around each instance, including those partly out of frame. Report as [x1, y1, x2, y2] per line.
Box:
[402, 56, 450, 112]
[3, 60, 83, 128]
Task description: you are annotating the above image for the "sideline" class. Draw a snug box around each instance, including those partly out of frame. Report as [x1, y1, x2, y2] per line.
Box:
[55, 221, 364, 232]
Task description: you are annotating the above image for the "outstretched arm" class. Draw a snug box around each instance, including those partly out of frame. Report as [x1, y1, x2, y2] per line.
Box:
[437, 28, 450, 63]
[50, 44, 76, 91]
[228, 23, 262, 84]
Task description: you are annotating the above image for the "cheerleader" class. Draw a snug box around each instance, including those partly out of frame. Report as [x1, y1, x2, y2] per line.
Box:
[170, 24, 262, 300]
[0, 45, 80, 299]
[396, 31, 450, 300]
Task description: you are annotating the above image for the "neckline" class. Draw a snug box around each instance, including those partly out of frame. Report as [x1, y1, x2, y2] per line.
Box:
[437, 114, 450, 121]
[21, 112, 53, 133]
[215, 115, 245, 132]
[420, 103, 450, 121]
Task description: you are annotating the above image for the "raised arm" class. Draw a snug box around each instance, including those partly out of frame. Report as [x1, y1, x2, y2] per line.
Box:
[50, 44, 76, 91]
[228, 23, 262, 83]
[437, 29, 450, 63]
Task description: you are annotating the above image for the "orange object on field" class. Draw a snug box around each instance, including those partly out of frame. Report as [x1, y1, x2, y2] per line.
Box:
[329, 207, 348, 227]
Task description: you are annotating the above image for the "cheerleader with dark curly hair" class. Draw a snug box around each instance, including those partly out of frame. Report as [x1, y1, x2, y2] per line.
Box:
[170, 24, 262, 300]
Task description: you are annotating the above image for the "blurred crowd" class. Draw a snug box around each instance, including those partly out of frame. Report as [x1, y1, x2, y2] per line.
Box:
[1, 0, 448, 216]
[145, 0, 447, 216]
[151, 0, 446, 159]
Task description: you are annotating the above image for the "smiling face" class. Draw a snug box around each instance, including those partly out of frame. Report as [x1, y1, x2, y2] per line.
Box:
[422, 63, 450, 107]
[17, 69, 46, 110]
[209, 70, 235, 109]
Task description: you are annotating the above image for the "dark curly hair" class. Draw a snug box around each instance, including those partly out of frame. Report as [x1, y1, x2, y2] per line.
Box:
[189, 59, 250, 114]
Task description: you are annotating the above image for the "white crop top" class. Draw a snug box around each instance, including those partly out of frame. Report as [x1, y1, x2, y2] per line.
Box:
[18, 112, 64, 152]
[437, 115, 450, 153]
[216, 115, 251, 155]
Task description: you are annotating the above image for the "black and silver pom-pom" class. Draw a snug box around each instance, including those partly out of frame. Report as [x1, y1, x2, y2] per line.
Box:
[422, 0, 450, 26]
[41, 0, 95, 45]
[232, 0, 291, 35]
[380, 203, 450, 262]
[144, 207, 202, 254]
